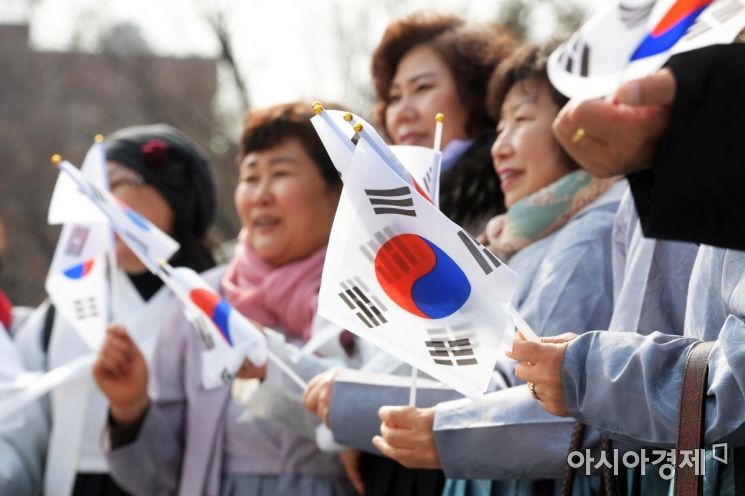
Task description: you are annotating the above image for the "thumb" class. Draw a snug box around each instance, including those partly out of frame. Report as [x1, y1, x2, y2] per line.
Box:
[615, 68, 676, 107]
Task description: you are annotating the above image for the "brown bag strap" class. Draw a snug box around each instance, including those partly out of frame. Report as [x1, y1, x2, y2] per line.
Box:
[560, 421, 587, 496]
[674, 340, 715, 496]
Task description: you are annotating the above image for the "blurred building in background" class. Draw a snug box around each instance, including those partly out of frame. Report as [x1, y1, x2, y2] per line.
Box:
[0, 23, 240, 305]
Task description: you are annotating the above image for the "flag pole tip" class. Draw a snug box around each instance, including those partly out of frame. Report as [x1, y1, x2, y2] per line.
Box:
[157, 258, 168, 267]
[311, 102, 324, 114]
[342, 112, 353, 122]
[94, 134, 104, 143]
[435, 113, 445, 123]
[353, 123, 363, 133]
[50, 154, 63, 166]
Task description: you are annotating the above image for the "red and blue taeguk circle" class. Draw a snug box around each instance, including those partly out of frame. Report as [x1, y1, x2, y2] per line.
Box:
[63, 259, 96, 279]
[190, 288, 233, 345]
[630, 0, 711, 61]
[374, 234, 471, 319]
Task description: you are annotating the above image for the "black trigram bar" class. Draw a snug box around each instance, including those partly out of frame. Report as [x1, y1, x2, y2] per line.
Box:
[618, 1, 654, 28]
[457, 230, 502, 275]
[713, 0, 744, 22]
[359, 226, 398, 263]
[373, 233, 430, 285]
[64, 225, 91, 257]
[220, 367, 234, 384]
[558, 36, 591, 78]
[684, 0, 744, 41]
[423, 166, 432, 193]
[72, 297, 100, 320]
[364, 186, 416, 217]
[191, 315, 216, 350]
[425, 337, 477, 366]
[338, 279, 388, 329]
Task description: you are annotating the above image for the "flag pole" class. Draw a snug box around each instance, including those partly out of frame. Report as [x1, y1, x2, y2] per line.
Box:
[408, 365, 418, 407]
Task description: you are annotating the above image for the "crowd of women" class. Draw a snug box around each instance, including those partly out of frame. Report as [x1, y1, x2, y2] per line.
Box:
[1, 9, 744, 496]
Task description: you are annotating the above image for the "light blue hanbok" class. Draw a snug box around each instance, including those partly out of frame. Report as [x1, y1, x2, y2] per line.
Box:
[438, 190, 698, 495]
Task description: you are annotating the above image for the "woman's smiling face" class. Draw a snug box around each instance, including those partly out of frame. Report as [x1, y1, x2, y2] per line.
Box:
[384, 44, 468, 149]
[491, 79, 570, 208]
[234, 138, 340, 267]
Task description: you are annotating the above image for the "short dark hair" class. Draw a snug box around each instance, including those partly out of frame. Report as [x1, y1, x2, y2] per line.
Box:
[486, 43, 577, 169]
[238, 102, 341, 189]
[371, 12, 515, 139]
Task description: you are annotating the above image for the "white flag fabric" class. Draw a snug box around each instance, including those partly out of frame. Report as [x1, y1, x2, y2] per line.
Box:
[548, 0, 745, 100]
[318, 137, 518, 398]
[311, 109, 357, 176]
[390, 145, 442, 206]
[159, 265, 268, 389]
[48, 142, 109, 225]
[45, 223, 109, 350]
[56, 158, 179, 272]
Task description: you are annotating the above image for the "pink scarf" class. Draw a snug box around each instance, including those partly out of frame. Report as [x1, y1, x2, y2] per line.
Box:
[221, 231, 327, 343]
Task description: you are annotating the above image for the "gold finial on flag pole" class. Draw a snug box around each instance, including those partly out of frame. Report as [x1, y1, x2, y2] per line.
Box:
[51, 154, 63, 166]
[312, 101, 324, 114]
[433, 113, 445, 152]
[94, 134, 104, 143]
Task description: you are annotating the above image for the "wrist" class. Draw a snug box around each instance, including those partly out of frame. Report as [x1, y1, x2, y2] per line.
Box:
[110, 395, 150, 426]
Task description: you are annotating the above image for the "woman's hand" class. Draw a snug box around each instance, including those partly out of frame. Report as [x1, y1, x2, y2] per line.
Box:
[303, 368, 340, 426]
[93, 325, 150, 425]
[508, 332, 578, 416]
[235, 359, 267, 380]
[479, 215, 505, 253]
[552, 69, 676, 178]
[372, 406, 441, 469]
[234, 320, 267, 380]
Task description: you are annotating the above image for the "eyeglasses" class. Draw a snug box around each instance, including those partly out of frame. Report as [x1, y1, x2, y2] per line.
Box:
[109, 173, 146, 191]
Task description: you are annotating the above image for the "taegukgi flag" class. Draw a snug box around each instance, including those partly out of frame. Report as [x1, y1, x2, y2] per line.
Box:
[159, 264, 268, 389]
[548, 0, 745, 100]
[46, 141, 111, 350]
[318, 133, 518, 398]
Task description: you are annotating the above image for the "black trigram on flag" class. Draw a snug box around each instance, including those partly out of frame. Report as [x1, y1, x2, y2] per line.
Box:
[190, 314, 216, 350]
[457, 230, 502, 275]
[683, 0, 744, 41]
[72, 297, 100, 320]
[358, 226, 399, 263]
[618, 1, 654, 28]
[425, 324, 477, 366]
[422, 166, 433, 194]
[64, 225, 91, 257]
[364, 186, 417, 217]
[338, 277, 388, 328]
[556, 35, 591, 78]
